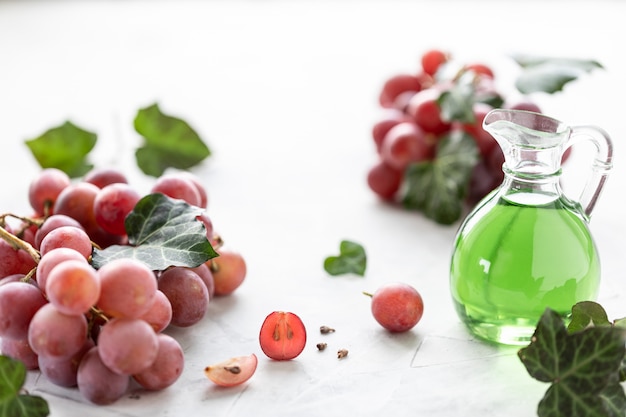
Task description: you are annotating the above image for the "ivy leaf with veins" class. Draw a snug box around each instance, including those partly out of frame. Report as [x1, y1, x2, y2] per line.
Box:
[91, 193, 217, 270]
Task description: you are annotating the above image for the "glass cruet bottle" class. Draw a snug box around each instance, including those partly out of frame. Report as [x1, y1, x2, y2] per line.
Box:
[449, 109, 613, 345]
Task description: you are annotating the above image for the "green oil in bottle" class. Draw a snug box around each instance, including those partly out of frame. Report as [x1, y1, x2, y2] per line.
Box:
[450, 194, 600, 345]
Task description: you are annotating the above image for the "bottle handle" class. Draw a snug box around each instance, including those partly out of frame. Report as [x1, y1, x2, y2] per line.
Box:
[567, 125, 613, 220]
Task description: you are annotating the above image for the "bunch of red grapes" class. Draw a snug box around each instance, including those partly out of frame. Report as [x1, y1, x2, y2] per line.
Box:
[366, 49, 545, 208]
[0, 167, 247, 405]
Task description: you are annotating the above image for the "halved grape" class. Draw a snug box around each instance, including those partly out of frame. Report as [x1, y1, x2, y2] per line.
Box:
[259, 311, 306, 361]
[204, 353, 257, 387]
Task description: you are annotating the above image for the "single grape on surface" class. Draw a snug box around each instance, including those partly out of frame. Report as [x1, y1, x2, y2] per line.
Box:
[364, 282, 424, 333]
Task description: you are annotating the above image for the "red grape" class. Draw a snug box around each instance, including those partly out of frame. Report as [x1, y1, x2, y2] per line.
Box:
[0, 281, 47, 339]
[138, 290, 172, 333]
[406, 89, 452, 135]
[464, 63, 494, 79]
[133, 333, 184, 390]
[367, 160, 402, 201]
[93, 182, 141, 235]
[83, 167, 128, 189]
[28, 168, 71, 215]
[380, 122, 434, 170]
[36, 247, 88, 295]
[77, 346, 129, 405]
[0, 238, 37, 279]
[34, 214, 84, 249]
[379, 74, 425, 109]
[365, 282, 424, 332]
[151, 174, 202, 207]
[96, 258, 158, 319]
[38, 338, 94, 387]
[179, 172, 209, 209]
[208, 249, 247, 296]
[1, 338, 39, 370]
[157, 267, 208, 327]
[97, 317, 159, 375]
[45, 259, 100, 316]
[39, 225, 93, 259]
[28, 303, 88, 359]
[371, 109, 412, 153]
[421, 49, 449, 76]
[190, 263, 215, 299]
[259, 311, 306, 361]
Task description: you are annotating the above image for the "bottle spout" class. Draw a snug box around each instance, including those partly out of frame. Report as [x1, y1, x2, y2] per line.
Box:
[483, 109, 570, 177]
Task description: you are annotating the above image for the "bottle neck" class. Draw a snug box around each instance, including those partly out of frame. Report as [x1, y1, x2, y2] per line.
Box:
[500, 167, 562, 206]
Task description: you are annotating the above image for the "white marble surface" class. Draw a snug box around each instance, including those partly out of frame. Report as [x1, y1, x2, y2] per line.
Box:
[1, 1, 626, 416]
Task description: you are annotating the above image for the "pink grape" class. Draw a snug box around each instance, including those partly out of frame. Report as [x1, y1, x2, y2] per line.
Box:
[190, 263, 215, 299]
[97, 317, 159, 375]
[0, 281, 47, 339]
[34, 214, 84, 249]
[38, 338, 95, 387]
[0, 273, 28, 287]
[138, 290, 173, 333]
[151, 174, 202, 207]
[209, 249, 247, 296]
[39, 225, 93, 259]
[96, 258, 158, 318]
[180, 172, 209, 208]
[133, 333, 184, 390]
[45, 260, 100, 316]
[0, 238, 37, 279]
[0, 338, 39, 370]
[196, 212, 215, 241]
[36, 248, 88, 295]
[53, 181, 124, 248]
[158, 267, 208, 327]
[28, 168, 71, 215]
[83, 167, 128, 189]
[28, 303, 88, 359]
[93, 183, 141, 235]
[365, 282, 424, 332]
[53, 181, 100, 231]
[77, 346, 129, 405]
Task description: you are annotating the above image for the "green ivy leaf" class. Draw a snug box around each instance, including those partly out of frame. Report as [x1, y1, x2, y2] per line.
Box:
[24, 121, 96, 178]
[323, 240, 366, 276]
[91, 193, 218, 270]
[0, 356, 49, 417]
[438, 79, 475, 124]
[401, 131, 478, 225]
[512, 55, 604, 71]
[134, 103, 211, 177]
[512, 55, 604, 94]
[568, 301, 612, 333]
[518, 308, 626, 417]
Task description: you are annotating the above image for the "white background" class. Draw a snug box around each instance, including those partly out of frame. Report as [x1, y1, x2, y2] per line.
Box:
[1, 1, 626, 416]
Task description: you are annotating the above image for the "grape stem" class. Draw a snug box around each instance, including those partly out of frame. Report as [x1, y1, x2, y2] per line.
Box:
[0, 224, 41, 264]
